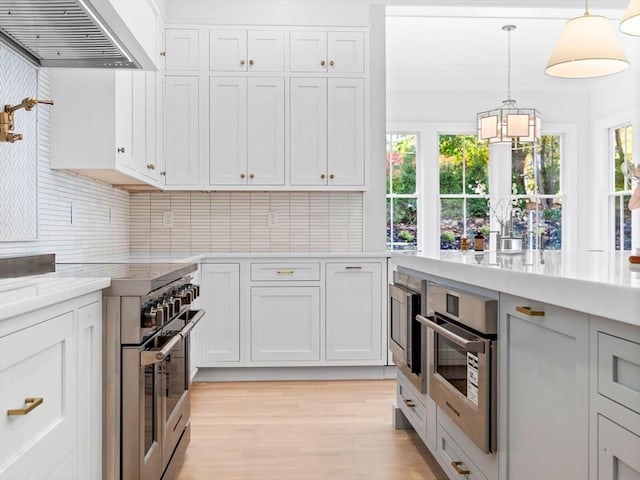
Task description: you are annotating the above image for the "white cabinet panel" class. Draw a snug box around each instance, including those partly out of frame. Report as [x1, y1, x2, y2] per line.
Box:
[501, 295, 589, 480]
[325, 262, 382, 361]
[247, 77, 285, 185]
[210, 77, 248, 185]
[290, 78, 327, 186]
[165, 28, 199, 71]
[598, 332, 640, 415]
[327, 32, 364, 73]
[290, 31, 327, 72]
[251, 286, 320, 361]
[114, 70, 133, 167]
[598, 415, 640, 480]
[209, 29, 247, 71]
[210, 30, 284, 72]
[164, 76, 200, 185]
[199, 264, 241, 364]
[247, 31, 285, 72]
[327, 78, 365, 186]
[0, 312, 75, 480]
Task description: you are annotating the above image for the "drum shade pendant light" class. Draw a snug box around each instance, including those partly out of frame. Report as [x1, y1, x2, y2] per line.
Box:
[477, 25, 541, 147]
[620, 0, 640, 36]
[545, 0, 628, 78]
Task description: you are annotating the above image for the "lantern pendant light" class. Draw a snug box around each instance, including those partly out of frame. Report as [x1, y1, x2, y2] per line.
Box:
[545, 0, 628, 78]
[477, 25, 541, 147]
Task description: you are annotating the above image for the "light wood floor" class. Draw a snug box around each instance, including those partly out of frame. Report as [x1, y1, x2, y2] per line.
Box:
[177, 379, 448, 480]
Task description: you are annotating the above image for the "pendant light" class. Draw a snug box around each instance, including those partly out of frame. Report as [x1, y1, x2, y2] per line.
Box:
[477, 25, 541, 147]
[620, 0, 640, 36]
[545, 0, 628, 78]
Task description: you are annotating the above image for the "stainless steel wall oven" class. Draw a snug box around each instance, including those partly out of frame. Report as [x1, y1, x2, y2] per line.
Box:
[389, 271, 427, 393]
[418, 283, 497, 453]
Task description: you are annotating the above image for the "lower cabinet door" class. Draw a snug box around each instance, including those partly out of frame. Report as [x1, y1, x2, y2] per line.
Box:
[598, 415, 640, 480]
[0, 312, 76, 479]
[251, 286, 320, 361]
[437, 422, 488, 480]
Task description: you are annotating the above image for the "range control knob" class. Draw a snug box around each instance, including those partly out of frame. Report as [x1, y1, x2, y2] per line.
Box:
[163, 299, 175, 318]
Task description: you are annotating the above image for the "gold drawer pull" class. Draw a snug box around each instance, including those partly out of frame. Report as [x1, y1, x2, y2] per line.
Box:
[7, 397, 44, 416]
[403, 399, 415, 408]
[516, 306, 545, 317]
[451, 461, 470, 475]
[345, 266, 362, 270]
[277, 270, 294, 275]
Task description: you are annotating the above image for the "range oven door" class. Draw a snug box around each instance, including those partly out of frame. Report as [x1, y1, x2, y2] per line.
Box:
[418, 313, 496, 454]
[389, 282, 426, 393]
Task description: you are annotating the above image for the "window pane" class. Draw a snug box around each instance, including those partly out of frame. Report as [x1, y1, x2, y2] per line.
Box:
[466, 198, 491, 250]
[388, 197, 417, 251]
[464, 137, 489, 195]
[614, 194, 632, 250]
[439, 135, 464, 194]
[513, 135, 561, 196]
[614, 126, 632, 192]
[539, 136, 561, 195]
[518, 198, 562, 250]
[387, 134, 416, 195]
[440, 198, 463, 249]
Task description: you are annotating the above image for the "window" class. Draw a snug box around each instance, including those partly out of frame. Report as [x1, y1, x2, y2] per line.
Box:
[512, 135, 563, 250]
[386, 133, 418, 251]
[610, 124, 633, 251]
[438, 134, 489, 249]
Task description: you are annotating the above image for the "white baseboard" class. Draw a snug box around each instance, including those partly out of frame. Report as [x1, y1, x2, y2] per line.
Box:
[193, 365, 397, 382]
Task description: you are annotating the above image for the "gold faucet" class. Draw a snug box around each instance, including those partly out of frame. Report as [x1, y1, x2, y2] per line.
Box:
[0, 97, 54, 143]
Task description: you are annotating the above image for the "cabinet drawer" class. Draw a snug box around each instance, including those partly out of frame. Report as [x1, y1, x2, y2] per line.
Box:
[396, 375, 426, 438]
[0, 312, 75, 478]
[251, 263, 320, 281]
[598, 332, 640, 415]
[437, 423, 488, 480]
[598, 415, 640, 480]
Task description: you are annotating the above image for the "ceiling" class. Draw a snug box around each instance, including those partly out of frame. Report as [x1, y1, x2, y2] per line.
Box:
[385, 2, 640, 93]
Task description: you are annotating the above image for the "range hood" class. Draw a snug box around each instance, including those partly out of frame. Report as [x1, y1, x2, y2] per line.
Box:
[0, 0, 140, 68]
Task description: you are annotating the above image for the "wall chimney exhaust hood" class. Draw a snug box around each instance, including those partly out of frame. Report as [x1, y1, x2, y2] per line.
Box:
[0, 0, 141, 68]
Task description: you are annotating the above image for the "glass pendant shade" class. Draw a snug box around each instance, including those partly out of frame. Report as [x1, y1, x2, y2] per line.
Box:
[620, 0, 640, 36]
[546, 13, 629, 78]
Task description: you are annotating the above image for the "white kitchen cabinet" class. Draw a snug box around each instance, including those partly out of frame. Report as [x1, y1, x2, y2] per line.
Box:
[165, 28, 199, 71]
[290, 30, 364, 73]
[164, 75, 200, 186]
[209, 29, 285, 72]
[325, 262, 382, 360]
[290, 78, 364, 186]
[51, 69, 160, 188]
[500, 294, 589, 480]
[210, 76, 284, 186]
[250, 286, 320, 362]
[598, 415, 640, 480]
[0, 293, 102, 480]
[198, 264, 241, 364]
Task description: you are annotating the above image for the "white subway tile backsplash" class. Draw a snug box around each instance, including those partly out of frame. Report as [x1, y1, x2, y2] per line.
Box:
[130, 191, 364, 254]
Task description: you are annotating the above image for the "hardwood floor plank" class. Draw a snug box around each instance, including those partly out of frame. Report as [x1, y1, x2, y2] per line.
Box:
[178, 379, 447, 480]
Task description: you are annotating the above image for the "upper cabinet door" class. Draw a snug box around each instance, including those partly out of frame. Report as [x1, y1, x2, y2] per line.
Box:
[165, 28, 199, 71]
[290, 31, 328, 72]
[327, 32, 364, 73]
[247, 31, 285, 72]
[327, 78, 365, 186]
[209, 29, 247, 72]
[247, 77, 285, 185]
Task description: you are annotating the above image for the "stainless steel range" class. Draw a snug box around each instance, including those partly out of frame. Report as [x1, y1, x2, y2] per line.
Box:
[59, 262, 204, 480]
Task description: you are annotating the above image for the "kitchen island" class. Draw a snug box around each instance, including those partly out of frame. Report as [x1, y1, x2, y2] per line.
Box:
[391, 249, 640, 480]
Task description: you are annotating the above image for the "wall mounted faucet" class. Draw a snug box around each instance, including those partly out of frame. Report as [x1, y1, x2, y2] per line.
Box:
[0, 97, 54, 143]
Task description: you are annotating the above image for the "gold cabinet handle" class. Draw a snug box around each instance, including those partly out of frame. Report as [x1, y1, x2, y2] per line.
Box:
[321, 174, 326, 179]
[345, 266, 362, 270]
[117, 147, 125, 154]
[240, 59, 246, 65]
[329, 60, 335, 66]
[249, 173, 255, 179]
[249, 59, 254, 66]
[147, 163, 155, 170]
[160, 51, 166, 57]
[516, 306, 545, 317]
[321, 60, 326, 66]
[8, 397, 44, 416]
[277, 270, 294, 275]
[403, 399, 415, 408]
[240, 173, 246, 179]
[329, 174, 335, 179]
[451, 461, 470, 475]
[160, 171, 166, 176]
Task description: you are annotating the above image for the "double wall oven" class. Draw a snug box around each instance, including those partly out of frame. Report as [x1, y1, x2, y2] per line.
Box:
[418, 283, 498, 454]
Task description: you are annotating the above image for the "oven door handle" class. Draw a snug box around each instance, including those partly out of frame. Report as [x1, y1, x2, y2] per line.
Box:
[416, 314, 485, 353]
[140, 309, 206, 366]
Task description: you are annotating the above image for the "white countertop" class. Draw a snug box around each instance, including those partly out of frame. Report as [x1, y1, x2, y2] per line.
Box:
[392, 250, 640, 327]
[0, 275, 110, 322]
